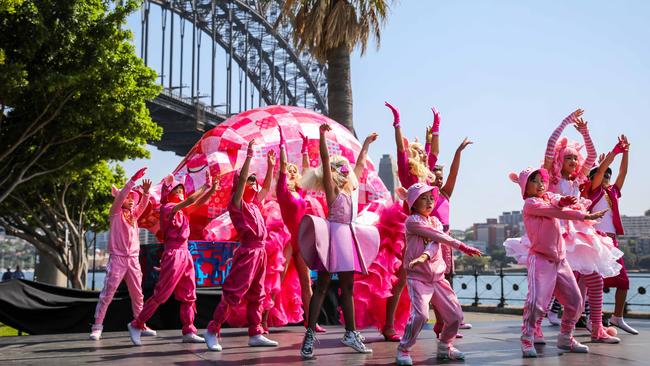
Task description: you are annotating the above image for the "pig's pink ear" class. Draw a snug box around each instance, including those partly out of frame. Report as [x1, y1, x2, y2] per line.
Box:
[111, 185, 119, 197]
[508, 172, 519, 184]
[396, 186, 408, 201]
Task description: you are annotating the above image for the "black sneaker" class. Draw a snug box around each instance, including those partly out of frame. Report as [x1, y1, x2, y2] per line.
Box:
[300, 328, 316, 359]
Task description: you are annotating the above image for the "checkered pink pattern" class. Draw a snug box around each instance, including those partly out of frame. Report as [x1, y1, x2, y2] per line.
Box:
[139, 105, 391, 240]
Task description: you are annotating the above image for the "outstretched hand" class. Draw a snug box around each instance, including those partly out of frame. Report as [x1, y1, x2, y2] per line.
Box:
[384, 102, 400, 127]
[457, 137, 473, 151]
[299, 131, 309, 152]
[408, 254, 429, 269]
[267, 149, 277, 166]
[586, 209, 608, 221]
[431, 106, 441, 132]
[573, 117, 588, 132]
[364, 132, 379, 145]
[141, 179, 152, 194]
[130, 167, 147, 182]
[460, 244, 482, 257]
[559, 195, 577, 207]
[319, 123, 331, 134]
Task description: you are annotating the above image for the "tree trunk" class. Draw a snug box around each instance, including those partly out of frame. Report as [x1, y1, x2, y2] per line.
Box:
[326, 44, 355, 136]
[34, 248, 67, 287]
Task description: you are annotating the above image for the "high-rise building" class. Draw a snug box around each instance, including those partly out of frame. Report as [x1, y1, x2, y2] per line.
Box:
[621, 215, 650, 237]
[378, 154, 397, 197]
[473, 219, 507, 253]
[139, 228, 158, 244]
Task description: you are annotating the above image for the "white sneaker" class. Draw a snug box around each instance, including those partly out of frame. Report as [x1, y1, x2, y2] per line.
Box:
[395, 348, 413, 365]
[182, 333, 205, 343]
[459, 322, 472, 330]
[437, 343, 465, 360]
[591, 326, 621, 344]
[547, 312, 561, 326]
[204, 331, 222, 352]
[557, 333, 589, 353]
[610, 316, 639, 335]
[89, 324, 103, 340]
[248, 334, 279, 347]
[127, 323, 142, 346]
[141, 326, 157, 337]
[521, 336, 537, 358]
[341, 330, 372, 353]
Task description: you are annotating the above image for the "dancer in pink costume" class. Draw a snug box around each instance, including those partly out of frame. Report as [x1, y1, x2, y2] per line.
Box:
[298, 123, 380, 359]
[90, 167, 156, 340]
[584, 135, 638, 334]
[351, 102, 437, 342]
[394, 183, 482, 365]
[541, 110, 622, 343]
[276, 126, 327, 332]
[204, 139, 279, 352]
[127, 169, 217, 346]
[510, 167, 607, 357]
[426, 110, 474, 335]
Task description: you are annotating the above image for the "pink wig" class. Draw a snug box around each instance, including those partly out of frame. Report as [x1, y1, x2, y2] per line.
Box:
[549, 136, 587, 185]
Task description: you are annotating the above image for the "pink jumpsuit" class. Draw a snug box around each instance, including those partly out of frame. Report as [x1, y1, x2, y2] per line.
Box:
[398, 214, 464, 351]
[521, 193, 585, 340]
[131, 202, 198, 335]
[94, 180, 149, 325]
[208, 198, 268, 336]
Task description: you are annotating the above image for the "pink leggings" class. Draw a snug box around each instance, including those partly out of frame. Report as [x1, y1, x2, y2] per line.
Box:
[94, 255, 143, 325]
[522, 255, 581, 339]
[399, 278, 462, 351]
[132, 248, 197, 335]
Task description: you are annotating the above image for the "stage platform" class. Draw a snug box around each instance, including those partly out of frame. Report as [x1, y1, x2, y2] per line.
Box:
[1, 312, 648, 365]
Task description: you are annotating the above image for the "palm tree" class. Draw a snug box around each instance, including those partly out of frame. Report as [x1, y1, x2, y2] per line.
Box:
[279, 0, 391, 135]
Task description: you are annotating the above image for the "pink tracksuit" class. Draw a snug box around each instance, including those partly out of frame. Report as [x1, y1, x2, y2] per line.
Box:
[207, 198, 268, 336]
[521, 192, 586, 339]
[131, 202, 198, 335]
[94, 179, 149, 325]
[398, 214, 464, 352]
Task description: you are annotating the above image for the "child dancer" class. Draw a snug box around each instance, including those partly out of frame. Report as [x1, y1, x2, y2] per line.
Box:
[585, 135, 638, 334]
[395, 183, 482, 365]
[128, 169, 216, 346]
[90, 167, 155, 340]
[205, 139, 279, 351]
[511, 167, 606, 357]
[541, 110, 622, 343]
[276, 126, 326, 332]
[299, 123, 379, 359]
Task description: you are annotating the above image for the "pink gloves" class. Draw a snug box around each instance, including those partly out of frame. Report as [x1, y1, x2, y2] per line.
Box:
[278, 125, 286, 147]
[299, 132, 308, 154]
[385, 102, 400, 127]
[458, 243, 482, 257]
[130, 167, 147, 182]
[431, 107, 441, 135]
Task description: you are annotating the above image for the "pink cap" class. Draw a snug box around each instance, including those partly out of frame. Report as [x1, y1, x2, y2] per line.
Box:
[509, 168, 549, 199]
[161, 174, 187, 204]
[397, 183, 439, 210]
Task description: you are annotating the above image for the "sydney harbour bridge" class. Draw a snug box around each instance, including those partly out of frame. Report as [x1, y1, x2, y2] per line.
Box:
[137, 0, 328, 155]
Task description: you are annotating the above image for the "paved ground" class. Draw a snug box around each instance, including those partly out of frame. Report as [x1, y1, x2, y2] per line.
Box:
[1, 312, 648, 365]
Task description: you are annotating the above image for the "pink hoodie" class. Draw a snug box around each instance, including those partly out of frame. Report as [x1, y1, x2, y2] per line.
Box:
[404, 214, 463, 283]
[523, 192, 585, 262]
[108, 180, 149, 256]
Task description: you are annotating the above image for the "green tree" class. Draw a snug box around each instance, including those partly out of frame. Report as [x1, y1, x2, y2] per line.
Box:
[457, 255, 490, 271]
[0, 0, 161, 204]
[0, 162, 125, 289]
[278, 0, 392, 134]
[489, 247, 516, 268]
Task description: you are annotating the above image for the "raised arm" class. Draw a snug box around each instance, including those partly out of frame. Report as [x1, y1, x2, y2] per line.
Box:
[319, 124, 337, 204]
[523, 198, 605, 221]
[615, 135, 629, 191]
[406, 218, 482, 256]
[172, 170, 213, 215]
[385, 102, 405, 152]
[590, 135, 626, 191]
[257, 150, 276, 201]
[543, 109, 583, 170]
[192, 172, 219, 209]
[574, 117, 597, 176]
[441, 137, 472, 199]
[354, 132, 378, 179]
[133, 179, 151, 218]
[231, 139, 256, 209]
[299, 131, 310, 172]
[429, 107, 440, 160]
[111, 167, 147, 216]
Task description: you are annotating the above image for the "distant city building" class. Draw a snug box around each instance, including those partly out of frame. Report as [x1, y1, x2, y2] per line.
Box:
[498, 210, 525, 237]
[378, 154, 397, 197]
[139, 229, 158, 244]
[621, 215, 650, 237]
[473, 218, 507, 253]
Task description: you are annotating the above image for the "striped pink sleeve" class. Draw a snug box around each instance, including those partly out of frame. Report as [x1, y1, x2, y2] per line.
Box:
[544, 112, 577, 160]
[577, 125, 597, 170]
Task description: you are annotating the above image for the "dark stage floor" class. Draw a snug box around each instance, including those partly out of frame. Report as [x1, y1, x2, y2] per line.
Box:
[1, 312, 648, 365]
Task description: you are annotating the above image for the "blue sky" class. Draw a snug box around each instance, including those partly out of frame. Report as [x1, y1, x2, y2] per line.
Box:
[124, 1, 650, 230]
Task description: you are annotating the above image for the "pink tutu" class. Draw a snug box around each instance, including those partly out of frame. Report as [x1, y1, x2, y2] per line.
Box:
[503, 236, 531, 265]
[562, 219, 623, 278]
[350, 202, 411, 333]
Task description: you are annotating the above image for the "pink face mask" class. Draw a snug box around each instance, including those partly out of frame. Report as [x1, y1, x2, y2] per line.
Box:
[243, 182, 260, 203]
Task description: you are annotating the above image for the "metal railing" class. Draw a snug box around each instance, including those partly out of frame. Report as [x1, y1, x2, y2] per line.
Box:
[452, 268, 650, 313]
